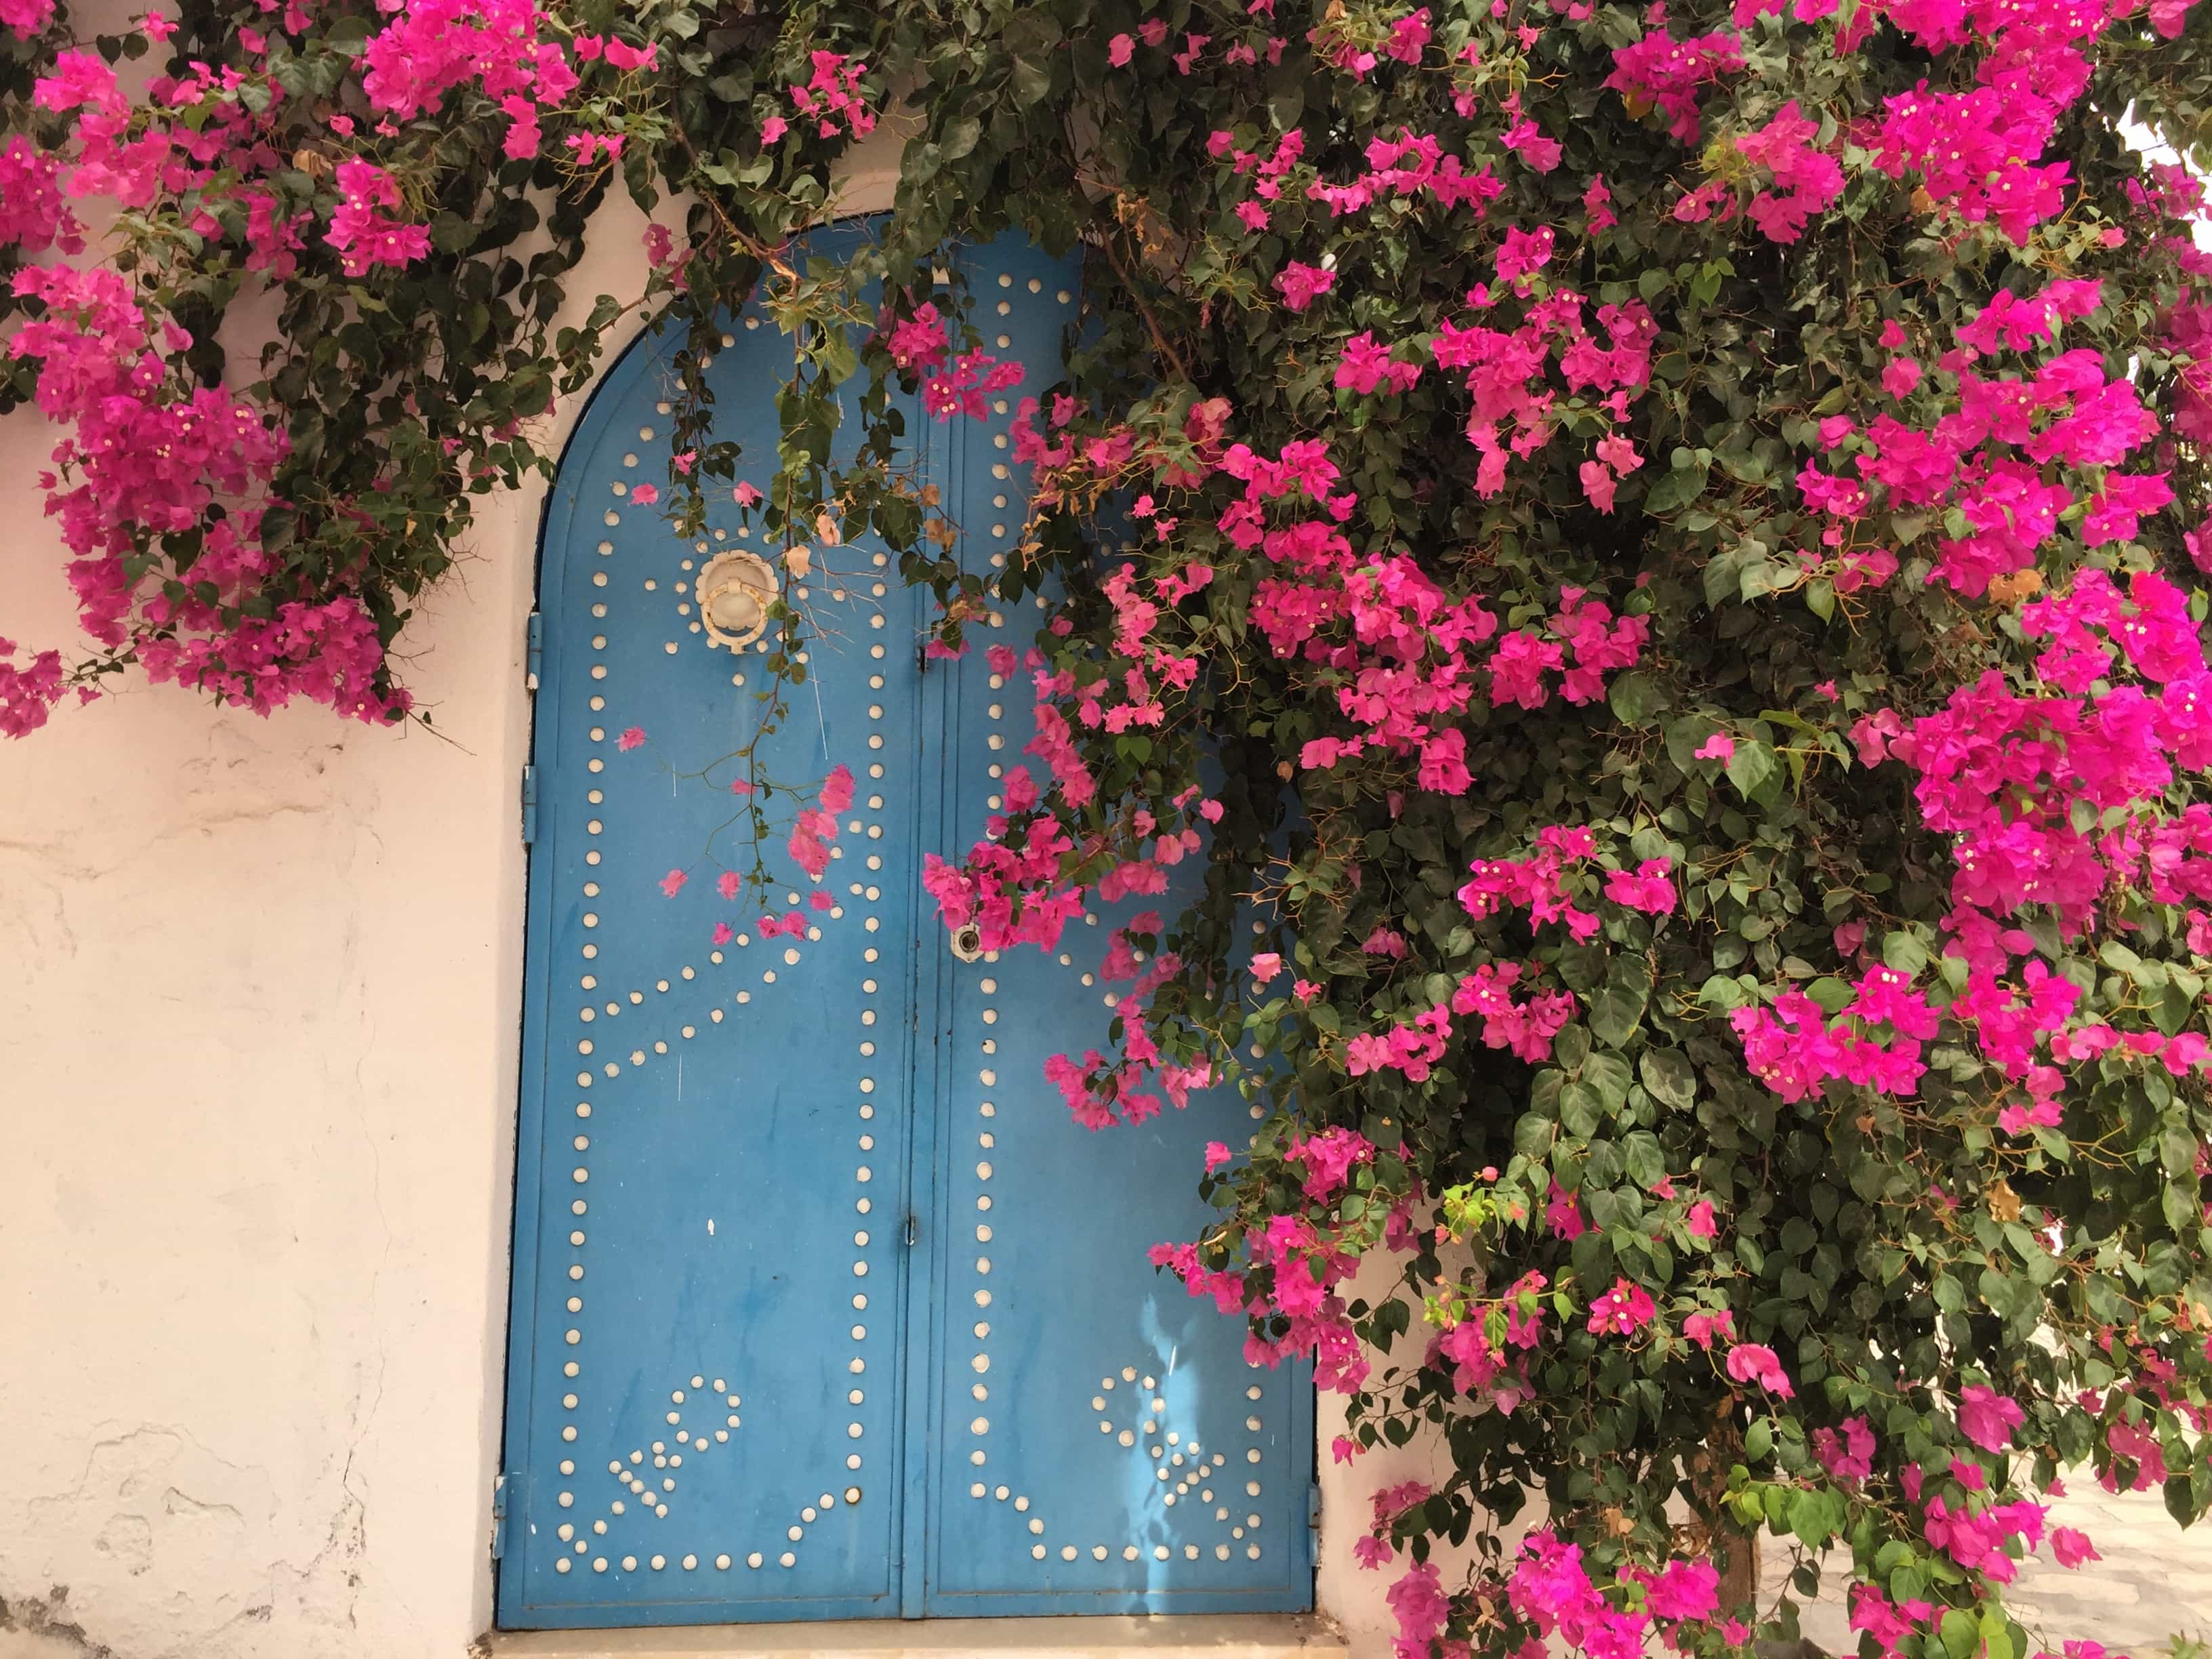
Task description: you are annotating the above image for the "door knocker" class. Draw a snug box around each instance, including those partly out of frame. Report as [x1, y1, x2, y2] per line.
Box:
[696, 550, 779, 652]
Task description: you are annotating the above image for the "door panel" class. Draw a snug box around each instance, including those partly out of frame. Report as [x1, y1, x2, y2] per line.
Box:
[914, 240, 1312, 1614]
[499, 226, 1311, 1631]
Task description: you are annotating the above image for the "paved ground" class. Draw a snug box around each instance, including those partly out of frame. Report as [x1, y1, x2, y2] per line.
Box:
[1759, 1482, 2212, 1656]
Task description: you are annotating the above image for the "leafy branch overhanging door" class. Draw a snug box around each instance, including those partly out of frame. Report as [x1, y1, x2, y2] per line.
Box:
[497, 227, 1314, 1629]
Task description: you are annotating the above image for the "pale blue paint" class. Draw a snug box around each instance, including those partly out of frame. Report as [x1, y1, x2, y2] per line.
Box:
[499, 227, 1313, 1629]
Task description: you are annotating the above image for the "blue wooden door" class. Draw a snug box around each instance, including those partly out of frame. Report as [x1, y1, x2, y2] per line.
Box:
[498, 228, 1312, 1630]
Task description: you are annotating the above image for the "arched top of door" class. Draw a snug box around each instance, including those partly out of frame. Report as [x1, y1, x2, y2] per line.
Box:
[535, 92, 918, 479]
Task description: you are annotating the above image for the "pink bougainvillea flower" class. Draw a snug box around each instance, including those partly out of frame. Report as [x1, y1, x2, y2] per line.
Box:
[1683, 1308, 1734, 1349]
[326, 158, 431, 277]
[659, 868, 688, 897]
[2051, 1526, 2099, 1568]
[1274, 262, 1335, 312]
[1495, 224, 1554, 284]
[1603, 858, 1677, 914]
[1585, 1277, 1658, 1336]
[1287, 1126, 1375, 1199]
[1998, 1098, 2062, 1135]
[1813, 1415, 1875, 1481]
[1686, 1200, 1717, 1239]
[1725, 1342, 1794, 1397]
[734, 481, 764, 506]
[1107, 32, 1134, 64]
[1694, 732, 1735, 760]
[628, 482, 659, 505]
[1385, 1561, 1448, 1653]
[1544, 1179, 1586, 1240]
[711, 921, 734, 945]
[1644, 1558, 1719, 1619]
[1957, 1385, 2024, 1452]
[1500, 117, 1560, 173]
[617, 726, 645, 751]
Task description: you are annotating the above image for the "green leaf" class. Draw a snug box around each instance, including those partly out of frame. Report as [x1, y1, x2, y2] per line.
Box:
[1589, 981, 1648, 1049]
[941, 116, 983, 160]
[1786, 1487, 1839, 1548]
[1560, 1082, 1601, 1138]
[1725, 741, 1779, 801]
[1008, 55, 1054, 106]
[1622, 1130, 1666, 1189]
[1738, 558, 1797, 601]
[1582, 1050, 1634, 1111]
[1645, 464, 1707, 514]
[1702, 545, 1742, 607]
[1639, 1048, 1696, 1109]
[1607, 670, 1669, 725]
[1882, 930, 1931, 975]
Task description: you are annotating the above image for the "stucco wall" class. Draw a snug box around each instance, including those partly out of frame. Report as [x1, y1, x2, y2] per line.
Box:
[0, 190, 1432, 1659]
[0, 184, 654, 1657]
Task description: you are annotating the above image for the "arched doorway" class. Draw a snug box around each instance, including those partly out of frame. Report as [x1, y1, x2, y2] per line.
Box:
[497, 224, 1313, 1629]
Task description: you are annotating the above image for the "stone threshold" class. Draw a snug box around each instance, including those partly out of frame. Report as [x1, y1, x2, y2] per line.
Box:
[485, 1614, 1347, 1659]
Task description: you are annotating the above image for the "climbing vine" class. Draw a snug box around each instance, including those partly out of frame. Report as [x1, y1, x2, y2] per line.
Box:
[8, 0, 2212, 1654]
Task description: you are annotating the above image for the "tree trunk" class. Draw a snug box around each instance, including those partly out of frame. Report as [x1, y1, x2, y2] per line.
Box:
[1715, 1517, 1760, 1607]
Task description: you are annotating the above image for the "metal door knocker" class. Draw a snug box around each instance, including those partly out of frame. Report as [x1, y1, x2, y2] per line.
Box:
[950, 924, 985, 962]
[696, 550, 779, 651]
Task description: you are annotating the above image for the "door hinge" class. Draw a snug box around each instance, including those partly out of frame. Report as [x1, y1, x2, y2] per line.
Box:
[1308, 1481, 1323, 1565]
[525, 611, 544, 691]
[491, 1471, 514, 1559]
[520, 764, 539, 845]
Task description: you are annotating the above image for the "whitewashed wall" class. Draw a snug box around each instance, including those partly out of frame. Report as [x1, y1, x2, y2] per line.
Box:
[0, 162, 1438, 1659]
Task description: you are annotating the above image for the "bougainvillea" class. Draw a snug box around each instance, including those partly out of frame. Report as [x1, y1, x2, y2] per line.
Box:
[7, 0, 2212, 1654]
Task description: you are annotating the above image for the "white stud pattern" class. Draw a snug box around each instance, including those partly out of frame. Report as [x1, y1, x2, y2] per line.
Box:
[532, 269, 1290, 1602]
[538, 306, 909, 1586]
[945, 605, 1274, 1573]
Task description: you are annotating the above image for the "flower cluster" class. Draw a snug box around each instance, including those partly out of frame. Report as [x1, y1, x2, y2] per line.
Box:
[8, 0, 2212, 1652]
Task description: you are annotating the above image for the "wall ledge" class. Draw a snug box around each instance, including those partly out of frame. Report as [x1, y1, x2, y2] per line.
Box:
[482, 1613, 1346, 1659]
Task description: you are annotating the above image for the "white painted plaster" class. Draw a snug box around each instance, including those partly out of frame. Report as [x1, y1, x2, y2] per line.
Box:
[0, 110, 1441, 1659]
[0, 173, 653, 1658]
[1313, 1256, 1497, 1659]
